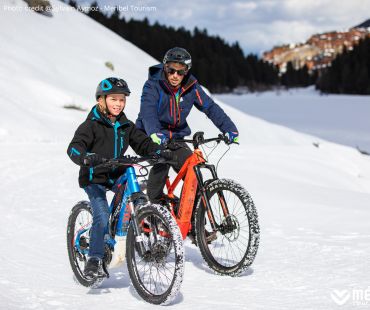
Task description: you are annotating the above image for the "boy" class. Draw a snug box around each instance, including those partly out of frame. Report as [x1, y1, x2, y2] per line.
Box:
[67, 77, 166, 279]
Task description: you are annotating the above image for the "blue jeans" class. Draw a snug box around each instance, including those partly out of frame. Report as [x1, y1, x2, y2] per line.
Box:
[84, 184, 114, 259]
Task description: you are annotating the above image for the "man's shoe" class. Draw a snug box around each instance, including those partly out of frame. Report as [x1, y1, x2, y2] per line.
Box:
[188, 232, 197, 246]
[205, 230, 217, 243]
[84, 257, 104, 279]
[187, 230, 217, 245]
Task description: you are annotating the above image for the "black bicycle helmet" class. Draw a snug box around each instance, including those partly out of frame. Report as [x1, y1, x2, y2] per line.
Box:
[163, 47, 192, 70]
[95, 77, 131, 100]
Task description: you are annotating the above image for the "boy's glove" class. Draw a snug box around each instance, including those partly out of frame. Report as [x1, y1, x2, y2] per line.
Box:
[83, 153, 103, 166]
[225, 131, 239, 144]
[150, 133, 168, 145]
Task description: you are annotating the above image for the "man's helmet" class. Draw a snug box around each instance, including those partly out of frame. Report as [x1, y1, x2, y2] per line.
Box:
[163, 47, 192, 70]
[95, 77, 131, 100]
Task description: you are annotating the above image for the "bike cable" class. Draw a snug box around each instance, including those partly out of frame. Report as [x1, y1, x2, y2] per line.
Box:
[201, 140, 219, 160]
[137, 165, 149, 177]
[215, 144, 231, 173]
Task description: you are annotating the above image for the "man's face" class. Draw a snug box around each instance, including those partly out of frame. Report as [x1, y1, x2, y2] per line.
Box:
[165, 62, 188, 88]
[104, 94, 126, 116]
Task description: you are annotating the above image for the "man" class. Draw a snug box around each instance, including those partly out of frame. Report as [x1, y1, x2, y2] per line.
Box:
[136, 47, 239, 203]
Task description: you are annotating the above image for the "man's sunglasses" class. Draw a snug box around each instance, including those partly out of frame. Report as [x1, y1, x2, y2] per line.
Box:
[165, 66, 188, 76]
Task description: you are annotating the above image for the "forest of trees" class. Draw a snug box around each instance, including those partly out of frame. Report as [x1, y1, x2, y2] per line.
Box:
[66, 1, 279, 92]
[316, 37, 370, 95]
[281, 63, 317, 88]
[65, 1, 369, 95]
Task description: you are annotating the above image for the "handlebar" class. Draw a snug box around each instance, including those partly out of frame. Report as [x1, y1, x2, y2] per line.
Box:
[84, 154, 175, 168]
[84, 132, 237, 167]
[171, 132, 239, 148]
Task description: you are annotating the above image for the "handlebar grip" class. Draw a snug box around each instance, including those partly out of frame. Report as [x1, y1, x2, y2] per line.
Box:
[83, 157, 108, 166]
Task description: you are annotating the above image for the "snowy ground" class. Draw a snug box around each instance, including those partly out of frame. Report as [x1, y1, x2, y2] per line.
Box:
[1, 1, 370, 309]
[217, 88, 370, 151]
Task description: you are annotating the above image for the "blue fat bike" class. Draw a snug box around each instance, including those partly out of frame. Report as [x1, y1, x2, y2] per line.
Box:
[66, 156, 184, 305]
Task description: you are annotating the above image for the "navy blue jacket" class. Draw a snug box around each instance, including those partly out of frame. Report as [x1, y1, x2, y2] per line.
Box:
[136, 64, 238, 139]
[67, 106, 159, 188]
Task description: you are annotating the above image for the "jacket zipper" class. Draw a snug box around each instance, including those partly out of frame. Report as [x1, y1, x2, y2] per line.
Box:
[164, 80, 197, 127]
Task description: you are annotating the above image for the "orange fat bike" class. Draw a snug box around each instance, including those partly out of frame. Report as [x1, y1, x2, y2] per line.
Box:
[159, 131, 260, 276]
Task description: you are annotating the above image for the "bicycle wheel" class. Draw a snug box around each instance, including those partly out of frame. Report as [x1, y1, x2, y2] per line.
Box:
[195, 179, 260, 276]
[126, 203, 184, 305]
[66, 201, 104, 288]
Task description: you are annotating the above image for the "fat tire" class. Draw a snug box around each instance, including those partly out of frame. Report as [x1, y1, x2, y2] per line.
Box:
[126, 203, 184, 305]
[66, 201, 104, 288]
[195, 179, 259, 276]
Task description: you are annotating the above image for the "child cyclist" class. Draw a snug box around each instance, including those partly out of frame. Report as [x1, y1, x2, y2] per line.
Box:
[67, 77, 171, 279]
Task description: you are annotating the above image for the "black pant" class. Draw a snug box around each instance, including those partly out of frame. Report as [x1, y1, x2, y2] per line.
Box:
[147, 142, 192, 202]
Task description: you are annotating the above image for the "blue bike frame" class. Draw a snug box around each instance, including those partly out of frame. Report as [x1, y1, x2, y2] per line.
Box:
[75, 166, 141, 253]
[111, 166, 141, 236]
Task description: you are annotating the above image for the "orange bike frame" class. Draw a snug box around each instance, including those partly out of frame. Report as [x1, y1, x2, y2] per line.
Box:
[165, 149, 205, 239]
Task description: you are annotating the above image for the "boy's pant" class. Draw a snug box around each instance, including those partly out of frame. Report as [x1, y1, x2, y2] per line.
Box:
[84, 184, 111, 259]
[147, 142, 192, 202]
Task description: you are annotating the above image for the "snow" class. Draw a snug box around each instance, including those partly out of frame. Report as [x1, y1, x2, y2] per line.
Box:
[1, 1, 370, 309]
[216, 87, 370, 151]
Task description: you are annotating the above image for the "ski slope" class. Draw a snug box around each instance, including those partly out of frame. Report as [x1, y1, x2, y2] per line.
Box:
[1, 1, 370, 309]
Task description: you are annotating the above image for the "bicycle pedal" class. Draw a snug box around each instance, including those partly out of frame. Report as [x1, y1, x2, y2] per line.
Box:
[79, 236, 89, 250]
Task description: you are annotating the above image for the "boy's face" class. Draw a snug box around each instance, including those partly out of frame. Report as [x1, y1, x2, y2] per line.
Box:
[104, 94, 126, 116]
[165, 62, 187, 88]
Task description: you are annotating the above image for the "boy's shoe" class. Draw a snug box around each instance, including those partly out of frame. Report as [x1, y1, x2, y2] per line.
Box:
[84, 257, 104, 279]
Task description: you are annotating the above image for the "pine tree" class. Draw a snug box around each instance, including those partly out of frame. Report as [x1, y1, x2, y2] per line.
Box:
[76, 2, 280, 92]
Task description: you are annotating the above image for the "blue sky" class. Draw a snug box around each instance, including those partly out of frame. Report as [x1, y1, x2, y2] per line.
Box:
[77, 0, 370, 55]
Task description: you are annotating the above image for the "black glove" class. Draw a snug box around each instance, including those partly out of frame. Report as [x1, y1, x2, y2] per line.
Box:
[159, 149, 176, 161]
[83, 153, 103, 166]
[120, 154, 139, 164]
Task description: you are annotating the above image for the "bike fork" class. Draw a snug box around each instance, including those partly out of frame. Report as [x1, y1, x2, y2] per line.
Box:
[194, 164, 234, 229]
[194, 165, 221, 231]
[128, 198, 148, 257]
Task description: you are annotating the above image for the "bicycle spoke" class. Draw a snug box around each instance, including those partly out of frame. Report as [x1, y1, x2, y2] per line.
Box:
[131, 211, 178, 296]
[203, 187, 252, 268]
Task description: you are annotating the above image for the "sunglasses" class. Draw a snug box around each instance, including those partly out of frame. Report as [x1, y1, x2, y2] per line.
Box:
[165, 66, 188, 76]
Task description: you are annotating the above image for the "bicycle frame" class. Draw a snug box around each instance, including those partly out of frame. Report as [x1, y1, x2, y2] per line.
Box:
[111, 166, 141, 236]
[74, 166, 145, 268]
[165, 148, 230, 239]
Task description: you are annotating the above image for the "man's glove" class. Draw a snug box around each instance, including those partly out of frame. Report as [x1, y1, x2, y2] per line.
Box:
[83, 153, 103, 166]
[225, 131, 239, 144]
[158, 149, 176, 161]
[150, 133, 168, 145]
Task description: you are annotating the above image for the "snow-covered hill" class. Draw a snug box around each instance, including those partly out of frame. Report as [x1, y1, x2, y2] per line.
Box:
[1, 1, 370, 309]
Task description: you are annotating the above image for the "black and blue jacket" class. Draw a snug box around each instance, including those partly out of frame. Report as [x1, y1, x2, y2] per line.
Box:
[67, 106, 159, 188]
[135, 64, 238, 139]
